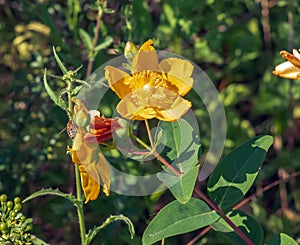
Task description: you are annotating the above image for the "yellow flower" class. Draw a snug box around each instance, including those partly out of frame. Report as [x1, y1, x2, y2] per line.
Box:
[105, 39, 194, 122]
[273, 49, 300, 80]
[69, 98, 113, 203]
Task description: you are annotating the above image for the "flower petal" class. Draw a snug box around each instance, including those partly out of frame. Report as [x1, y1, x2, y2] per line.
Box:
[79, 164, 100, 203]
[273, 61, 300, 79]
[116, 87, 191, 121]
[132, 39, 159, 73]
[155, 97, 192, 122]
[95, 153, 110, 196]
[105, 66, 132, 99]
[159, 58, 194, 96]
[280, 50, 300, 68]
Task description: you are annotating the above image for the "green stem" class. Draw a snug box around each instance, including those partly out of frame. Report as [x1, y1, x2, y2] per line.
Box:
[67, 82, 87, 244]
[75, 164, 87, 245]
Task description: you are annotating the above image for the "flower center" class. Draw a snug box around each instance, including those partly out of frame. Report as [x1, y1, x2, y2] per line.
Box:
[125, 70, 178, 93]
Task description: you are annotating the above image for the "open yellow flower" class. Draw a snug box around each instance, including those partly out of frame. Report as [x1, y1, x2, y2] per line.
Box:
[105, 39, 194, 121]
[273, 49, 300, 80]
[68, 98, 118, 203]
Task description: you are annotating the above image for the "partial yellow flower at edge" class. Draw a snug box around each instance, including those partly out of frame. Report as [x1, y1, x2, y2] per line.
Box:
[273, 49, 300, 80]
[105, 39, 194, 122]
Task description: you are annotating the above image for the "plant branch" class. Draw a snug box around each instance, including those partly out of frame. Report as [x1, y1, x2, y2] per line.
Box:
[143, 120, 181, 176]
[194, 189, 255, 245]
[86, 8, 103, 78]
[188, 171, 300, 245]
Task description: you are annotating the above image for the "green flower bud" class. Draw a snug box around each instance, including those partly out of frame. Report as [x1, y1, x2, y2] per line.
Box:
[124, 41, 139, 63]
[0, 194, 7, 202]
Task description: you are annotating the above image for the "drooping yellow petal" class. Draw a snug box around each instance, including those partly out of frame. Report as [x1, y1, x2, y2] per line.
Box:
[79, 164, 100, 203]
[159, 58, 194, 96]
[132, 39, 159, 74]
[95, 153, 111, 196]
[105, 66, 132, 99]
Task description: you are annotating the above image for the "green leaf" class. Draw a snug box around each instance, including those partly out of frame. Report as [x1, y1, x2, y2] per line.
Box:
[157, 165, 200, 204]
[142, 198, 219, 245]
[157, 116, 201, 202]
[44, 71, 68, 111]
[265, 233, 298, 245]
[207, 135, 273, 209]
[86, 215, 135, 244]
[79, 28, 93, 51]
[211, 210, 263, 245]
[158, 116, 201, 173]
[52, 47, 67, 75]
[31, 235, 50, 245]
[22, 188, 78, 205]
[94, 36, 114, 53]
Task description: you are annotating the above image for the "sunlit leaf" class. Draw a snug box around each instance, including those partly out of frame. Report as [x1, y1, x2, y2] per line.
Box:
[142, 198, 219, 245]
[157, 116, 201, 203]
[52, 47, 67, 75]
[207, 135, 273, 209]
[211, 210, 263, 245]
[157, 165, 199, 204]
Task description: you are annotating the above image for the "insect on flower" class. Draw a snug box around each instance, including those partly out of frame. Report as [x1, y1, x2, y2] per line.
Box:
[66, 120, 78, 139]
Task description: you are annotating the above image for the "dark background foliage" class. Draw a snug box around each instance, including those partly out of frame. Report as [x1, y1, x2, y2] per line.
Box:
[0, 0, 299, 244]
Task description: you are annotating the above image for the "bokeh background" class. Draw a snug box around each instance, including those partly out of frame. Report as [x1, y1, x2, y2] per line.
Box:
[0, 0, 300, 244]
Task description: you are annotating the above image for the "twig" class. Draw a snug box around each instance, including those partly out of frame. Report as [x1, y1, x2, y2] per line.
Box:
[86, 8, 103, 78]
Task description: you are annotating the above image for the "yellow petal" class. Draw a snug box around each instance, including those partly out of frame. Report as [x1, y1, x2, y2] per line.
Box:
[79, 164, 100, 203]
[155, 97, 192, 122]
[273, 61, 300, 79]
[132, 40, 159, 74]
[159, 58, 194, 96]
[105, 66, 132, 99]
[95, 153, 111, 196]
[116, 87, 191, 121]
[280, 50, 300, 68]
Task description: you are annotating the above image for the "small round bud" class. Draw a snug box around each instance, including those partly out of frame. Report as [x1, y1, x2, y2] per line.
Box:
[0, 222, 7, 232]
[10, 210, 16, 218]
[14, 203, 22, 212]
[0, 194, 7, 202]
[7, 201, 13, 210]
[20, 215, 26, 223]
[14, 197, 21, 204]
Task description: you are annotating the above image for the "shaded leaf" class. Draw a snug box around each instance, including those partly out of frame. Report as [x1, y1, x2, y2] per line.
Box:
[142, 198, 219, 245]
[207, 135, 273, 209]
[79, 28, 93, 51]
[94, 36, 114, 53]
[265, 233, 298, 245]
[86, 214, 135, 244]
[23, 188, 77, 205]
[211, 210, 263, 245]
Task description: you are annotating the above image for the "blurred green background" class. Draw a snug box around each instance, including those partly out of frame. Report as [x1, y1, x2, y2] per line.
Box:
[0, 0, 300, 244]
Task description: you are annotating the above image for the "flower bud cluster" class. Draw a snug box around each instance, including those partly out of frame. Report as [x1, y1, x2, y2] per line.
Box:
[0, 194, 33, 244]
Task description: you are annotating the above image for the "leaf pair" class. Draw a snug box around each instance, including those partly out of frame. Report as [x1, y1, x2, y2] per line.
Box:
[142, 135, 285, 245]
